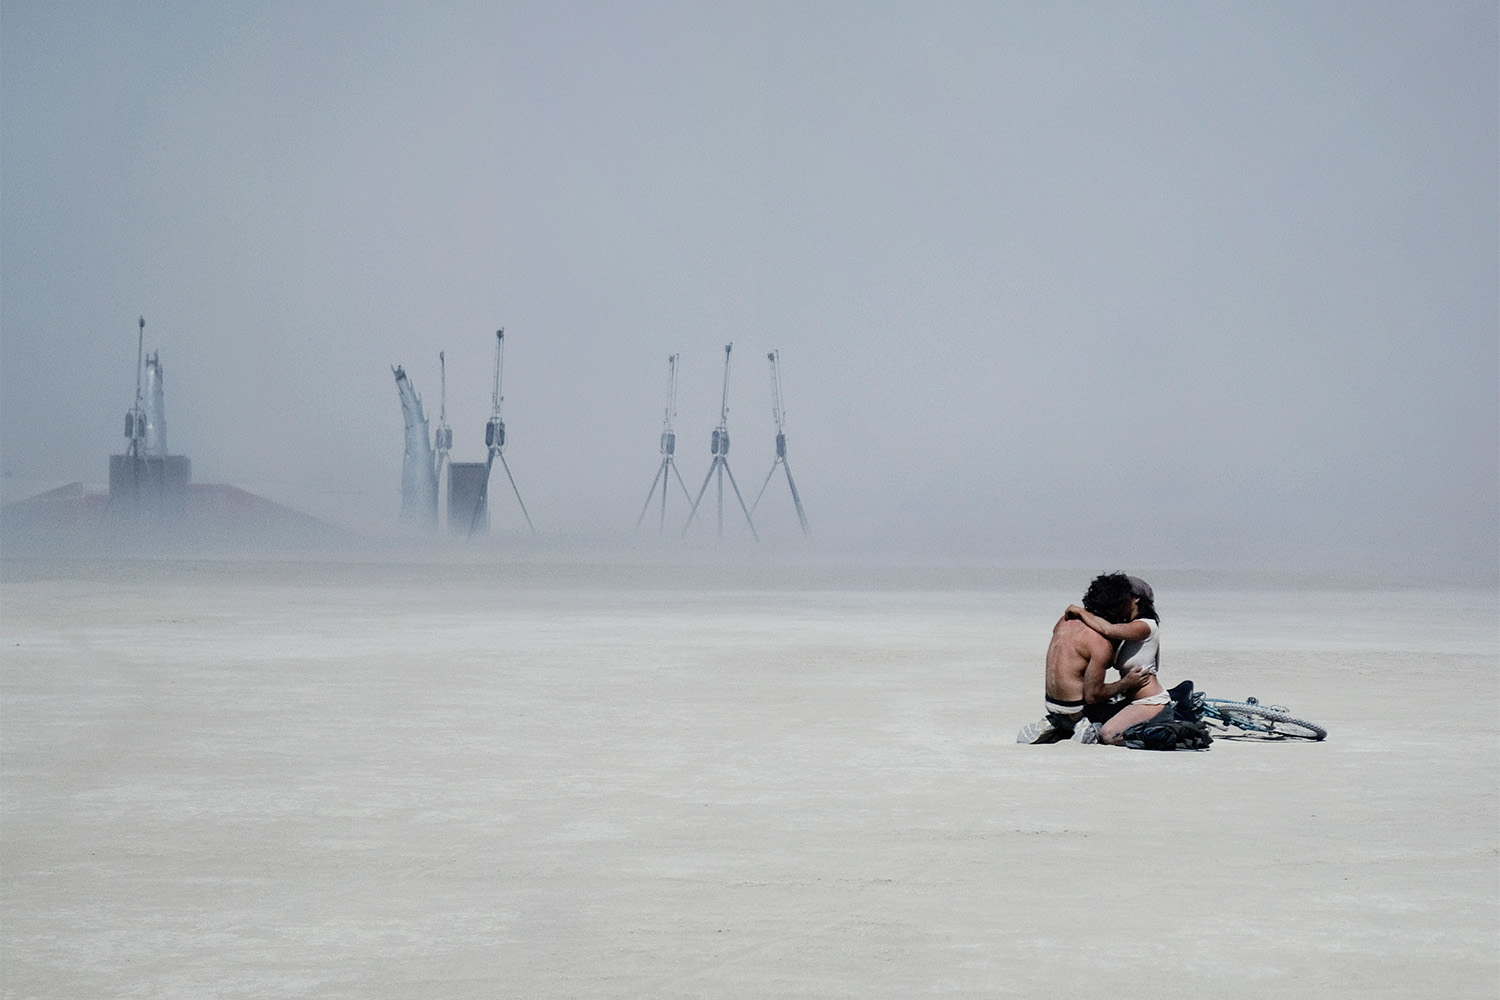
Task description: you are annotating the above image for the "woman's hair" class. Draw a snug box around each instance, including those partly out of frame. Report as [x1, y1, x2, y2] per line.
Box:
[1081, 572, 1135, 623]
[1127, 576, 1160, 622]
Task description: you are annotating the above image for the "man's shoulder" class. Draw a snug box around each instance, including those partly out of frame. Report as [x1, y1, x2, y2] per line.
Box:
[1051, 618, 1089, 641]
[1058, 619, 1113, 653]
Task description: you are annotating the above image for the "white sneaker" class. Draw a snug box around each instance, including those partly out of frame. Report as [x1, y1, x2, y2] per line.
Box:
[1017, 717, 1061, 744]
[1070, 722, 1100, 744]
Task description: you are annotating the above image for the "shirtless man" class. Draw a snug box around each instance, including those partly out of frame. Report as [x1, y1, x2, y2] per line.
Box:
[1064, 578, 1166, 746]
[1017, 573, 1150, 744]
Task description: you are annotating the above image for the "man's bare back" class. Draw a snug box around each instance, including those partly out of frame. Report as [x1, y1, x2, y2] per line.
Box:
[1045, 617, 1149, 718]
[1045, 618, 1116, 714]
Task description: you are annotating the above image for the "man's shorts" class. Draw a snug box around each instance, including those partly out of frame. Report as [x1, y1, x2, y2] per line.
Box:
[1044, 696, 1084, 717]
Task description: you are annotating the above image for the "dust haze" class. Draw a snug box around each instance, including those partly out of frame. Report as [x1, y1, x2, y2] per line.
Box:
[2, 3, 1495, 581]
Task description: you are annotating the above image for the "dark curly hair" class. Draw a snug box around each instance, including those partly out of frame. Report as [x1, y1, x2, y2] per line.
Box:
[1081, 572, 1136, 624]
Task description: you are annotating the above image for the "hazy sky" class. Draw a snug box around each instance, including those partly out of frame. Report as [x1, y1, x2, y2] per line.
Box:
[2, 2, 1495, 579]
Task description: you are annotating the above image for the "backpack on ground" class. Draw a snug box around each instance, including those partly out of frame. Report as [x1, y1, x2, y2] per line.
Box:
[1118, 680, 1213, 750]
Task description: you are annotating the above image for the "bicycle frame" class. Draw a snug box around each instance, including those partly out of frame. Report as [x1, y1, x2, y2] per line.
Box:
[1197, 696, 1326, 741]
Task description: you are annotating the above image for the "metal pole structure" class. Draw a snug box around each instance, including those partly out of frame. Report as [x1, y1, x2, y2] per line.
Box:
[664, 354, 678, 531]
[496, 452, 533, 532]
[666, 356, 694, 522]
[747, 349, 811, 537]
[638, 462, 666, 530]
[129, 316, 145, 460]
[749, 348, 779, 515]
[717, 344, 729, 535]
[683, 343, 758, 540]
[435, 351, 452, 531]
[127, 316, 147, 506]
[477, 328, 535, 536]
[637, 354, 693, 532]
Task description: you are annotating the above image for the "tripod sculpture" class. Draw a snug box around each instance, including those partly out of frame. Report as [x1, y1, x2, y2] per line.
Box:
[683, 343, 758, 540]
[472, 329, 535, 537]
[748, 349, 810, 537]
[434, 351, 453, 526]
[636, 353, 695, 532]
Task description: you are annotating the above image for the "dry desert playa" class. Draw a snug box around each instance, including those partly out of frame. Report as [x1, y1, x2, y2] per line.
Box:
[3, 558, 1496, 998]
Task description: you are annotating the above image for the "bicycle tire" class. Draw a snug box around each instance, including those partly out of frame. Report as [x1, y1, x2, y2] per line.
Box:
[1211, 702, 1326, 741]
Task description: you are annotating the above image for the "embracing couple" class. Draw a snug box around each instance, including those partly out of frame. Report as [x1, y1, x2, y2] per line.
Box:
[1018, 572, 1166, 747]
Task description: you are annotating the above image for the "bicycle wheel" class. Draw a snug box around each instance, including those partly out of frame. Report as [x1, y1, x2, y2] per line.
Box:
[1211, 702, 1326, 741]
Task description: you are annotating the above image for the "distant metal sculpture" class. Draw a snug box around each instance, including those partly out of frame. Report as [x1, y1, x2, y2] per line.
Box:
[392, 365, 439, 529]
[144, 351, 168, 458]
[124, 317, 147, 459]
[473, 329, 535, 536]
[434, 350, 453, 526]
[683, 343, 757, 540]
[109, 316, 190, 514]
[748, 349, 810, 537]
[636, 353, 694, 532]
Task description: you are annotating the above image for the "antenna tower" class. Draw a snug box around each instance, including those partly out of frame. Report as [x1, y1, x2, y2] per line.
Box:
[636, 354, 695, 532]
[472, 328, 535, 536]
[683, 343, 758, 540]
